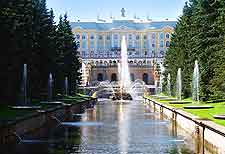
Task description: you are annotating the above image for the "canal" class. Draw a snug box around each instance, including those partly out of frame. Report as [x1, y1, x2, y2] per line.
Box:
[3, 100, 196, 154]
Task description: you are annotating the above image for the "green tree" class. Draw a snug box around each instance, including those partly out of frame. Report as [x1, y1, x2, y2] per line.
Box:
[55, 14, 81, 95]
[164, 0, 225, 100]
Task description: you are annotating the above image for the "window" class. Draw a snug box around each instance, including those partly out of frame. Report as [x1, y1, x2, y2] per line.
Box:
[166, 33, 170, 39]
[97, 73, 103, 81]
[152, 43, 155, 48]
[114, 40, 118, 48]
[152, 33, 156, 39]
[82, 41, 86, 49]
[114, 34, 118, 39]
[82, 51, 85, 57]
[128, 41, 133, 48]
[90, 41, 95, 48]
[136, 35, 140, 40]
[129, 34, 132, 40]
[99, 35, 103, 40]
[160, 32, 164, 40]
[111, 73, 117, 82]
[143, 41, 147, 48]
[76, 41, 80, 48]
[76, 34, 80, 39]
[130, 73, 135, 81]
[160, 41, 164, 47]
[135, 41, 140, 48]
[90, 35, 94, 39]
[128, 51, 132, 56]
[166, 41, 170, 47]
[143, 35, 147, 40]
[106, 35, 111, 40]
[143, 73, 149, 84]
[135, 51, 139, 56]
[82, 35, 86, 40]
[144, 51, 148, 56]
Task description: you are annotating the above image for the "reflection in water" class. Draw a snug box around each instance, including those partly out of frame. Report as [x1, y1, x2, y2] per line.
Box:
[75, 100, 195, 153]
[2, 100, 198, 154]
[118, 103, 130, 153]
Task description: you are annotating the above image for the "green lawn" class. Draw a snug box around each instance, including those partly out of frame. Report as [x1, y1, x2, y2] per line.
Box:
[145, 95, 225, 127]
[58, 93, 93, 104]
[0, 106, 33, 120]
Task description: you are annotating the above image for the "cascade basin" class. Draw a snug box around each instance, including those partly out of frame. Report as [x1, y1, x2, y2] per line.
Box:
[160, 98, 178, 101]
[169, 101, 192, 104]
[40, 101, 63, 105]
[10, 106, 41, 110]
[183, 105, 214, 109]
[213, 114, 225, 120]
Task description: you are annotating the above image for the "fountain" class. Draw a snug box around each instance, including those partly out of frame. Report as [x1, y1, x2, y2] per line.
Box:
[120, 35, 131, 93]
[11, 64, 41, 109]
[155, 73, 178, 102]
[184, 61, 213, 109]
[130, 79, 148, 100]
[112, 36, 132, 101]
[169, 68, 192, 104]
[158, 63, 164, 94]
[65, 77, 68, 96]
[40, 73, 64, 105]
[21, 64, 27, 104]
[167, 73, 171, 96]
[176, 68, 182, 101]
[158, 75, 163, 94]
[192, 60, 200, 102]
[48, 73, 53, 101]
[96, 81, 116, 99]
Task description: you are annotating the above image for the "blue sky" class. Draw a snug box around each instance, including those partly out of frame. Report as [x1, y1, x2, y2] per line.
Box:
[47, 0, 187, 22]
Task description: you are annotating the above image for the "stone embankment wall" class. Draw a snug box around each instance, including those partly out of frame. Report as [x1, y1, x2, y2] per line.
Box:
[144, 98, 225, 154]
[0, 98, 97, 144]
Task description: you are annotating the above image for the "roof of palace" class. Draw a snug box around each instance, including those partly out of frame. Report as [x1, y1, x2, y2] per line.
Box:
[70, 19, 177, 31]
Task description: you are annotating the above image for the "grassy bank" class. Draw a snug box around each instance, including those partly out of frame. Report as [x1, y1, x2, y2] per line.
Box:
[145, 95, 225, 127]
[0, 93, 93, 121]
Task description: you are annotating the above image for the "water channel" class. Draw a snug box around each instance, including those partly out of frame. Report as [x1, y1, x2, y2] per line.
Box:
[3, 100, 198, 154]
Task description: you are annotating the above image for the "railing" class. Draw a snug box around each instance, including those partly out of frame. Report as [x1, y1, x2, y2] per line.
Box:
[80, 56, 164, 59]
[144, 96, 225, 153]
[144, 97, 225, 138]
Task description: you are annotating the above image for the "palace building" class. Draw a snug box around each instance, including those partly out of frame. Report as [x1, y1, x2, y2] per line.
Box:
[71, 8, 176, 91]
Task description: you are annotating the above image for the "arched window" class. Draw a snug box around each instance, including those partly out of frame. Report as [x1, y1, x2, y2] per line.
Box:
[97, 73, 103, 81]
[76, 34, 80, 39]
[152, 43, 155, 48]
[111, 73, 117, 82]
[143, 73, 149, 84]
[166, 41, 170, 47]
[166, 33, 170, 39]
[130, 73, 135, 82]
[90, 35, 94, 39]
